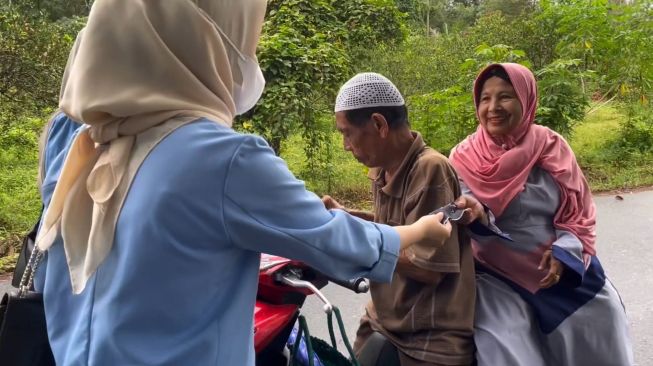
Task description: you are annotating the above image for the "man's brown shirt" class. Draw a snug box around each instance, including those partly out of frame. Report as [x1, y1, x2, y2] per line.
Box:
[358, 133, 475, 365]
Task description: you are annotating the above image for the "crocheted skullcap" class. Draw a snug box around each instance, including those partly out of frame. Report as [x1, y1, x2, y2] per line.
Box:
[334, 72, 405, 112]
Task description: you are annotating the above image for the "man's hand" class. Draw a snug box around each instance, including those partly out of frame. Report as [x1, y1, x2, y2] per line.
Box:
[322, 195, 344, 210]
[538, 249, 564, 288]
[454, 195, 487, 225]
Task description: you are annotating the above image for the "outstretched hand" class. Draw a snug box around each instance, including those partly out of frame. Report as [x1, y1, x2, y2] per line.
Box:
[417, 212, 453, 243]
[399, 212, 452, 250]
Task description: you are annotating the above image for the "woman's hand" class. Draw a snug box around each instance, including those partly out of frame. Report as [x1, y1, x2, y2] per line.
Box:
[454, 195, 488, 225]
[395, 212, 452, 250]
[538, 249, 565, 288]
[416, 212, 453, 244]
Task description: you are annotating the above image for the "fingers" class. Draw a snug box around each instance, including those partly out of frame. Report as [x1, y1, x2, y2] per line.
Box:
[432, 212, 445, 222]
[321, 195, 331, 206]
[321, 195, 342, 210]
[539, 252, 563, 289]
[442, 220, 452, 236]
[432, 213, 452, 240]
[454, 196, 467, 209]
[459, 208, 475, 225]
[539, 272, 559, 289]
[454, 195, 485, 225]
[418, 212, 452, 241]
[455, 195, 478, 210]
[538, 249, 551, 270]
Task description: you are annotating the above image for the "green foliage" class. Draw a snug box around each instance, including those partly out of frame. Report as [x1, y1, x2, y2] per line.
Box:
[479, 0, 537, 19]
[354, 12, 530, 96]
[614, 105, 653, 155]
[7, 0, 92, 20]
[0, 128, 40, 260]
[280, 130, 370, 204]
[460, 44, 531, 78]
[242, 0, 406, 155]
[353, 34, 463, 96]
[408, 86, 476, 155]
[540, 0, 653, 101]
[535, 59, 589, 136]
[0, 6, 83, 145]
[571, 104, 653, 191]
[332, 0, 406, 47]
[397, 0, 479, 35]
[0, 4, 82, 258]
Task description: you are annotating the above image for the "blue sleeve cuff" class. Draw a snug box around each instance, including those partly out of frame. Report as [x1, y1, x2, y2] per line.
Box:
[366, 223, 399, 283]
[552, 245, 584, 288]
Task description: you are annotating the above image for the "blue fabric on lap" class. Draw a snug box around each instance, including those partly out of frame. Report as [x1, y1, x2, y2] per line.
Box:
[478, 256, 605, 334]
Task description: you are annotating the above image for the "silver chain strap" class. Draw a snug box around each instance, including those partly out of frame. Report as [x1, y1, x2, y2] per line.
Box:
[18, 246, 44, 298]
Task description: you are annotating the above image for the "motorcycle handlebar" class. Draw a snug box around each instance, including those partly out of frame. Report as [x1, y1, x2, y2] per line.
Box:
[325, 276, 369, 294]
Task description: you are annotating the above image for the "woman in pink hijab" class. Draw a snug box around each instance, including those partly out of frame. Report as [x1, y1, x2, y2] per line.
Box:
[450, 63, 633, 365]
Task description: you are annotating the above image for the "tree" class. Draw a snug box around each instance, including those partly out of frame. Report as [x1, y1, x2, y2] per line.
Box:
[479, 0, 537, 18]
[241, 0, 406, 158]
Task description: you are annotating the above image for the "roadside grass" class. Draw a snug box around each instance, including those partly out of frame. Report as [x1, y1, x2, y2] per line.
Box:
[280, 132, 373, 211]
[0, 144, 40, 265]
[571, 104, 653, 192]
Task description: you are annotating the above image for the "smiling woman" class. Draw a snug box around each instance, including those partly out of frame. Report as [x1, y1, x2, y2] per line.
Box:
[477, 68, 523, 138]
[450, 63, 633, 366]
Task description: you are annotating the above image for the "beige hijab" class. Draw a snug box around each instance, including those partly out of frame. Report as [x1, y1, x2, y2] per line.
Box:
[36, 0, 268, 294]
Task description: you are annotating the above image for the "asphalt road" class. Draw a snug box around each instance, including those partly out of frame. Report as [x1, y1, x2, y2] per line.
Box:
[301, 190, 653, 366]
[2, 190, 651, 365]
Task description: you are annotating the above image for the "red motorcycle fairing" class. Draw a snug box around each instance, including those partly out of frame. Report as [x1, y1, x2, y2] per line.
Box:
[254, 254, 305, 353]
[253, 301, 297, 353]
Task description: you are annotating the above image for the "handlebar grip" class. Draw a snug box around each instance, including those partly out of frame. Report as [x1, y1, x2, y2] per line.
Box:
[329, 277, 369, 294]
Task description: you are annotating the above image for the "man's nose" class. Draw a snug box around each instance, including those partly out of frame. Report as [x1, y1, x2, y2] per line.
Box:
[343, 139, 352, 151]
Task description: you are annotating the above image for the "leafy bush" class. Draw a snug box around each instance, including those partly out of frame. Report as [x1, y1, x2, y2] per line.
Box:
[535, 59, 590, 136]
[408, 86, 476, 155]
[614, 105, 653, 155]
[0, 118, 41, 257]
[0, 6, 82, 254]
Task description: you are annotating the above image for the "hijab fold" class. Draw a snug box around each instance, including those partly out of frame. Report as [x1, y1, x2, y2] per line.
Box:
[36, 0, 267, 294]
[450, 63, 596, 263]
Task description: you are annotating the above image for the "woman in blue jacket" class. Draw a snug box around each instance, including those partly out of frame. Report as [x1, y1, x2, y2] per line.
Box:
[34, 1, 451, 365]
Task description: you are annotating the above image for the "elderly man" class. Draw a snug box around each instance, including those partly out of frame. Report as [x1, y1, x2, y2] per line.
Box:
[323, 73, 475, 366]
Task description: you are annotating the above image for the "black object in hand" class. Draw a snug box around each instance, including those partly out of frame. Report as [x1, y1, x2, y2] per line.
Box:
[431, 203, 465, 224]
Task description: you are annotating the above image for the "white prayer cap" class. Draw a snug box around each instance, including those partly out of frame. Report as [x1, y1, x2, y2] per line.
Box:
[334, 72, 405, 112]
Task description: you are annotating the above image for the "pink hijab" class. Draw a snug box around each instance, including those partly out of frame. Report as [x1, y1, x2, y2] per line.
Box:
[450, 63, 596, 259]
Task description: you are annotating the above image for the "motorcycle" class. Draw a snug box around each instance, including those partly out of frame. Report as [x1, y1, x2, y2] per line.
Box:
[254, 254, 385, 366]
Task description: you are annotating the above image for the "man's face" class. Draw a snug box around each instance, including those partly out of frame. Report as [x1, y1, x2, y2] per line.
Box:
[335, 111, 383, 168]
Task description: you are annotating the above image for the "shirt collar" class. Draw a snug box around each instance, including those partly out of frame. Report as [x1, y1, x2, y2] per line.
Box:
[368, 132, 426, 198]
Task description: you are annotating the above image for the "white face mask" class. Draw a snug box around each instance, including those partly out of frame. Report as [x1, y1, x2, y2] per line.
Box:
[215, 24, 266, 115]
